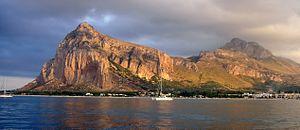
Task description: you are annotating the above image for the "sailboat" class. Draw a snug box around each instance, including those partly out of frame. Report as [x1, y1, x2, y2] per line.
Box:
[0, 77, 13, 98]
[152, 68, 173, 101]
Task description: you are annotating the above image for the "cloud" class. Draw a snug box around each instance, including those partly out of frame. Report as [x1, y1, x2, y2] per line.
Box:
[1, 0, 300, 82]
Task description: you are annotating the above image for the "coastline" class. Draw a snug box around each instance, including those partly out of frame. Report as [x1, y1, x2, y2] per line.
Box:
[12, 95, 299, 100]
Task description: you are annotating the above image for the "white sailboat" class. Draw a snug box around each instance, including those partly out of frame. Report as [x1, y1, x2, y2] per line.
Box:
[152, 68, 173, 101]
[0, 77, 13, 98]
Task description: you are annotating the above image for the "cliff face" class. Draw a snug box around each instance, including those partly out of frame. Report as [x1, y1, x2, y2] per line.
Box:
[198, 49, 283, 82]
[23, 22, 173, 91]
[22, 22, 300, 92]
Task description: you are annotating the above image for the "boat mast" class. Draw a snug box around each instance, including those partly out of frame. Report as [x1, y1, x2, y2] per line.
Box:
[3, 77, 6, 95]
[160, 68, 163, 96]
[1, 77, 2, 94]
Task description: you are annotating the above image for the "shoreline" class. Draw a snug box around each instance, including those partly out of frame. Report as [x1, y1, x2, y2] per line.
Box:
[12, 95, 299, 100]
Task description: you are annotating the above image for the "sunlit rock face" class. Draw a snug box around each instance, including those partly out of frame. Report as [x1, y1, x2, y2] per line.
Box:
[37, 22, 111, 89]
[22, 23, 300, 92]
[23, 22, 174, 91]
[197, 49, 282, 81]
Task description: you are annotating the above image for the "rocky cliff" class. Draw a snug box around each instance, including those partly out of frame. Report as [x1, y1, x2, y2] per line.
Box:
[22, 22, 173, 92]
[22, 23, 300, 92]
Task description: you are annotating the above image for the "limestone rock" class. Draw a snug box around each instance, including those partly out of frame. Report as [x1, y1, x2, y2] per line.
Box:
[23, 22, 174, 91]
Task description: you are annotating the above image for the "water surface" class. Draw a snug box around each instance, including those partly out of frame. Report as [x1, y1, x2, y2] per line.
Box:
[1, 96, 300, 129]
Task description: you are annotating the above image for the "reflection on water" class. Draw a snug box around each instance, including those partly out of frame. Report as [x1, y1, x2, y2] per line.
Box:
[1, 97, 300, 129]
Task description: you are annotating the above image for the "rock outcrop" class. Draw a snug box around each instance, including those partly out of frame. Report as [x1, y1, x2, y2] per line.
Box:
[21, 22, 300, 92]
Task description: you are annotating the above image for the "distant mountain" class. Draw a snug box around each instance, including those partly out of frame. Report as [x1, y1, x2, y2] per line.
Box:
[222, 38, 273, 59]
[21, 22, 300, 92]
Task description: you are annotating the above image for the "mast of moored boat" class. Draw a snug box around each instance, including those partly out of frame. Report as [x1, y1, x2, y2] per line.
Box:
[152, 67, 173, 101]
[1, 77, 3, 95]
[159, 68, 163, 96]
[0, 77, 13, 98]
[4, 77, 6, 95]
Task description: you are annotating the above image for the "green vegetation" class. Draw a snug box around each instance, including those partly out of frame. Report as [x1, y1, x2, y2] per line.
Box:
[166, 81, 244, 98]
[149, 76, 245, 98]
[109, 60, 156, 91]
[253, 80, 300, 93]
[172, 62, 252, 89]
[15, 80, 300, 98]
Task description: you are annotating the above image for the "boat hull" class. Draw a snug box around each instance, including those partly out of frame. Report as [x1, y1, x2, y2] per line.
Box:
[152, 97, 173, 101]
[0, 95, 13, 98]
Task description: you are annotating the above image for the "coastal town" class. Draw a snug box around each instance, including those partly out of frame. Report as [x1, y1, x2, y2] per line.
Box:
[65, 92, 300, 99]
[241, 92, 300, 99]
[10, 89, 300, 100]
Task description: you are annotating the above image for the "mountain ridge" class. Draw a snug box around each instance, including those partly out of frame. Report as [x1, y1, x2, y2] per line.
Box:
[21, 22, 300, 92]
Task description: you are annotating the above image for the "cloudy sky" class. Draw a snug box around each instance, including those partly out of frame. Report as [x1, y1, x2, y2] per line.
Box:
[1, 0, 300, 89]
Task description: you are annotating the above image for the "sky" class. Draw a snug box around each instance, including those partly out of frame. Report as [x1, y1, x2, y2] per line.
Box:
[1, 0, 300, 89]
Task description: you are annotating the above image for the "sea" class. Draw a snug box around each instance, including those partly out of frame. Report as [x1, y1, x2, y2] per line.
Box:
[1, 96, 300, 129]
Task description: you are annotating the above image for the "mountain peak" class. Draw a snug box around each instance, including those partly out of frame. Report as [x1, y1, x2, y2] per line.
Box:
[231, 37, 245, 43]
[58, 22, 104, 50]
[230, 38, 260, 47]
[73, 22, 100, 35]
[77, 22, 93, 29]
[222, 38, 273, 59]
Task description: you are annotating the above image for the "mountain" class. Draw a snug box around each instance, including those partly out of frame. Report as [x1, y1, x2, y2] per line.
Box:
[21, 22, 300, 92]
[222, 38, 273, 59]
[22, 22, 173, 92]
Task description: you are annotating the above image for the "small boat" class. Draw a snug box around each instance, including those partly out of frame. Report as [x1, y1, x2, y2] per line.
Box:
[0, 95, 13, 98]
[152, 68, 173, 101]
[152, 95, 173, 101]
[0, 77, 13, 98]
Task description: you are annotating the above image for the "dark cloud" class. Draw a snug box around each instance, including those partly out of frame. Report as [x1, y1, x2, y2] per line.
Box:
[1, 0, 300, 79]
